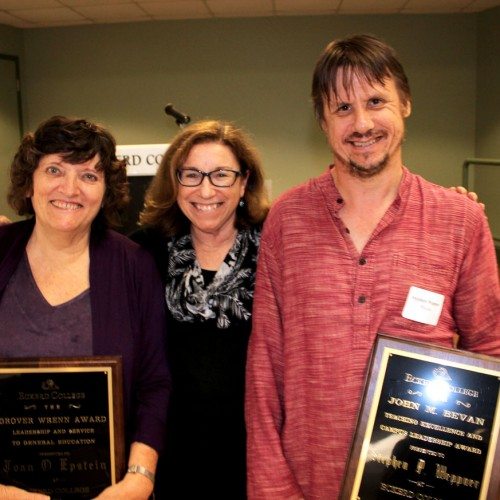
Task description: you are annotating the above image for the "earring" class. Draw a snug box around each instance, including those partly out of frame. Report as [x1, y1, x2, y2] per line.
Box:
[239, 199, 245, 208]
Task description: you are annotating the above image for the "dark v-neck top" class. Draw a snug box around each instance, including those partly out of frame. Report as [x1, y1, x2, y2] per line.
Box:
[0, 252, 92, 357]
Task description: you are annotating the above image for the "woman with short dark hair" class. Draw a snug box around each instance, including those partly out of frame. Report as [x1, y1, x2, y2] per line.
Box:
[0, 115, 170, 500]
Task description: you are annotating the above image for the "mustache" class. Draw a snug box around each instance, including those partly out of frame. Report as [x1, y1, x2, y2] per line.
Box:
[346, 130, 384, 141]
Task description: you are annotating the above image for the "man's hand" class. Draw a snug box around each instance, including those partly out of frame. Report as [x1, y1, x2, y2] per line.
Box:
[0, 215, 11, 225]
[450, 186, 485, 211]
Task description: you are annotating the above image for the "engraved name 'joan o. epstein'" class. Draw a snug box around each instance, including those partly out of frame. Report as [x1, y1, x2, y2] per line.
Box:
[0, 357, 124, 499]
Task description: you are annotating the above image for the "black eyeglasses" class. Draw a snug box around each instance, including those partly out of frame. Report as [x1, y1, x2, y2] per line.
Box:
[176, 168, 242, 187]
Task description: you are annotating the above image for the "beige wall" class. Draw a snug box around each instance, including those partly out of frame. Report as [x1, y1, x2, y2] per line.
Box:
[0, 24, 23, 220]
[0, 23, 23, 54]
[0, 10, 498, 230]
[476, 7, 500, 244]
[21, 14, 480, 192]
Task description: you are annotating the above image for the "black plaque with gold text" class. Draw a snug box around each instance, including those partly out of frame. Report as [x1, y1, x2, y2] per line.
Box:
[0, 357, 125, 499]
[341, 335, 500, 500]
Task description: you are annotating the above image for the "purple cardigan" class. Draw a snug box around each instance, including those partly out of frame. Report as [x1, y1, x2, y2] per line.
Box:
[0, 219, 170, 454]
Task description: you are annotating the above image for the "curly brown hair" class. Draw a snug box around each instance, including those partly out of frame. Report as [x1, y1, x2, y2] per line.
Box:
[139, 120, 269, 236]
[8, 115, 129, 228]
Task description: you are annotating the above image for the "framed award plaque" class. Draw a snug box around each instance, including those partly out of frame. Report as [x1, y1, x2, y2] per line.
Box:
[341, 335, 500, 500]
[0, 356, 125, 499]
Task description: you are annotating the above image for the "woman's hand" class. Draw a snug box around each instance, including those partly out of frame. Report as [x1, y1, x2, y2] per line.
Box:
[0, 484, 49, 499]
[449, 186, 485, 211]
[93, 472, 153, 500]
[0, 215, 11, 225]
[93, 441, 157, 500]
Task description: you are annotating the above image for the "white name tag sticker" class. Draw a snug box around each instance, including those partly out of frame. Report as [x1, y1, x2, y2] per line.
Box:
[401, 286, 445, 326]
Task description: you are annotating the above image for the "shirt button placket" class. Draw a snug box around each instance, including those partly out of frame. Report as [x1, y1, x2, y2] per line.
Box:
[358, 257, 367, 304]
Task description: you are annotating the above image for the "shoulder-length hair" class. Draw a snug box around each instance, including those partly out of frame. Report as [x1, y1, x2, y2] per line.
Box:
[8, 115, 129, 228]
[139, 120, 269, 236]
[312, 34, 411, 123]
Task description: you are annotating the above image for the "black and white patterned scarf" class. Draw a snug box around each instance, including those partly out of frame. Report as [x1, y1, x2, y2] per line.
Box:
[165, 227, 260, 329]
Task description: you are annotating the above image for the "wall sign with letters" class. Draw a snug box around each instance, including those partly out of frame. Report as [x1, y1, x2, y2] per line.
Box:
[116, 144, 169, 176]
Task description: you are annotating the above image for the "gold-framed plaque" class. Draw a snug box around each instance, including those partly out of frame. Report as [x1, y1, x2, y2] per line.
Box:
[341, 335, 500, 500]
[0, 356, 125, 499]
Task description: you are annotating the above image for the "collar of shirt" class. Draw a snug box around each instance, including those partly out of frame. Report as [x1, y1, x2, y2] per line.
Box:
[318, 165, 411, 219]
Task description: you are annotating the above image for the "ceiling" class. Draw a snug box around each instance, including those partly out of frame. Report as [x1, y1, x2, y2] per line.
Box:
[0, 0, 498, 29]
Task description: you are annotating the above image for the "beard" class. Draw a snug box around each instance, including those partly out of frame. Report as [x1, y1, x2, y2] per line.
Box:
[347, 153, 389, 179]
[341, 130, 405, 179]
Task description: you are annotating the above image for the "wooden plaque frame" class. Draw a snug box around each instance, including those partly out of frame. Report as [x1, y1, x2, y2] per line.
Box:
[0, 356, 125, 498]
[341, 335, 500, 500]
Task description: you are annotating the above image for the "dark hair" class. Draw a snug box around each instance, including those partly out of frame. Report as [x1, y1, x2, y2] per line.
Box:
[8, 115, 129, 228]
[312, 34, 411, 122]
[139, 120, 269, 236]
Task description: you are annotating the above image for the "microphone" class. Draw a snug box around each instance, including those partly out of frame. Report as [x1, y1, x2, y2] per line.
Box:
[164, 103, 191, 126]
